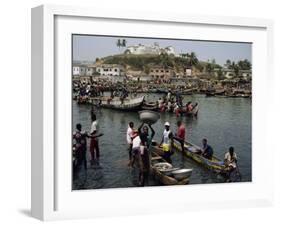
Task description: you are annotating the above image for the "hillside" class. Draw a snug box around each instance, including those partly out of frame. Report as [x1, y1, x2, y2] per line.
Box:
[99, 53, 216, 73]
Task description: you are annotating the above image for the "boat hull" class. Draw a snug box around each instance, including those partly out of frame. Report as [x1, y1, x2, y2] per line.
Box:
[172, 140, 224, 173]
[150, 148, 190, 185]
[90, 96, 144, 111]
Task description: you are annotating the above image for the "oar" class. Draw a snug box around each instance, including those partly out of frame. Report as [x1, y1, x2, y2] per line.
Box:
[235, 163, 242, 181]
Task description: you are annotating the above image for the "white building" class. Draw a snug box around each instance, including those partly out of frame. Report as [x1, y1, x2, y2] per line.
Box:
[72, 64, 97, 77]
[185, 68, 192, 77]
[240, 70, 252, 79]
[72, 64, 95, 76]
[95, 64, 125, 83]
[125, 43, 177, 56]
[73, 65, 86, 76]
[73, 66, 80, 76]
[213, 68, 252, 79]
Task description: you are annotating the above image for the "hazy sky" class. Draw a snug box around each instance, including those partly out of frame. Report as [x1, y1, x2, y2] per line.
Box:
[73, 35, 251, 66]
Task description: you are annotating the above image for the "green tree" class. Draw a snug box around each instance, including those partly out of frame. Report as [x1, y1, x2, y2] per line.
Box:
[229, 61, 239, 77]
[144, 65, 150, 74]
[237, 59, 251, 70]
[206, 63, 213, 75]
[189, 52, 199, 67]
[225, 59, 232, 69]
[217, 68, 224, 80]
[159, 53, 169, 68]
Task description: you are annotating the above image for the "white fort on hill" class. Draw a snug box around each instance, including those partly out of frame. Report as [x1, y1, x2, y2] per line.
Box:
[124, 42, 177, 56]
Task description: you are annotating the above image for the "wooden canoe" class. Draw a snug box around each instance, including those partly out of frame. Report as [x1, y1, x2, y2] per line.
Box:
[89, 96, 144, 111]
[150, 146, 190, 185]
[172, 140, 225, 173]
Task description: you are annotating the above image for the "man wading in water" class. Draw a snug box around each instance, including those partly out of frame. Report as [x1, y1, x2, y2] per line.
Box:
[138, 123, 155, 186]
[126, 122, 138, 167]
[73, 123, 88, 170]
[90, 113, 104, 165]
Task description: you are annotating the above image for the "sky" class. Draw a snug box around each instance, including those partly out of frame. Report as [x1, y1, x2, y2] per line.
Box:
[72, 35, 252, 66]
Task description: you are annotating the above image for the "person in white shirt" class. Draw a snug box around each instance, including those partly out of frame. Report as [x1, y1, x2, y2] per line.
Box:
[127, 122, 137, 166]
[89, 113, 103, 164]
[224, 146, 238, 170]
[159, 122, 174, 163]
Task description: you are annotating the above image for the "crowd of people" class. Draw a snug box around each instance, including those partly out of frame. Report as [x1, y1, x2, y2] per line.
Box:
[155, 91, 199, 117]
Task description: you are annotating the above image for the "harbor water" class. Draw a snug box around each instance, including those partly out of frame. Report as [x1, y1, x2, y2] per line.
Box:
[72, 94, 252, 190]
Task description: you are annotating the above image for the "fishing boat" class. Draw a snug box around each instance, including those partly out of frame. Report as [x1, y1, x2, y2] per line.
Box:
[173, 140, 225, 173]
[150, 149, 191, 185]
[205, 92, 215, 97]
[89, 96, 144, 111]
[174, 140, 242, 181]
[156, 88, 168, 94]
[151, 140, 224, 174]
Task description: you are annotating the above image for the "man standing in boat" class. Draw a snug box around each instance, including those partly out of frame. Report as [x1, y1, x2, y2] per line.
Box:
[159, 122, 174, 163]
[174, 120, 186, 154]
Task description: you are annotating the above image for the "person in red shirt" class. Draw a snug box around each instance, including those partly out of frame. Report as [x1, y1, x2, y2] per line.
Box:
[175, 120, 186, 153]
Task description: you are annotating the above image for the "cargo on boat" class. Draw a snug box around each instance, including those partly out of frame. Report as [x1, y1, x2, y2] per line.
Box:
[150, 144, 192, 185]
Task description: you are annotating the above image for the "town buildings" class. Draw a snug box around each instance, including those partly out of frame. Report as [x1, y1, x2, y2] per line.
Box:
[148, 66, 175, 80]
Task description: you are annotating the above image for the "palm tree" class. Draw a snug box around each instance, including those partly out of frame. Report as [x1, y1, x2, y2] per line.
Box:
[121, 39, 127, 48]
[116, 39, 122, 52]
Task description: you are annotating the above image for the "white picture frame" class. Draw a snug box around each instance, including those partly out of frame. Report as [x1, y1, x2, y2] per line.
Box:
[31, 4, 274, 221]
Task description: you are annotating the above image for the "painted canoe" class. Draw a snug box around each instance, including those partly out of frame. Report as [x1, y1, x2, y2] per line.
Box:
[172, 140, 225, 173]
[151, 141, 224, 173]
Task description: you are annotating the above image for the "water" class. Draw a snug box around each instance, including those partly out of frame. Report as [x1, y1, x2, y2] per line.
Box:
[72, 94, 251, 190]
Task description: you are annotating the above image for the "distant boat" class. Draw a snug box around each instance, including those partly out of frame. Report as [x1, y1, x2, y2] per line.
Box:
[156, 88, 168, 94]
[90, 96, 144, 111]
[205, 91, 215, 97]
